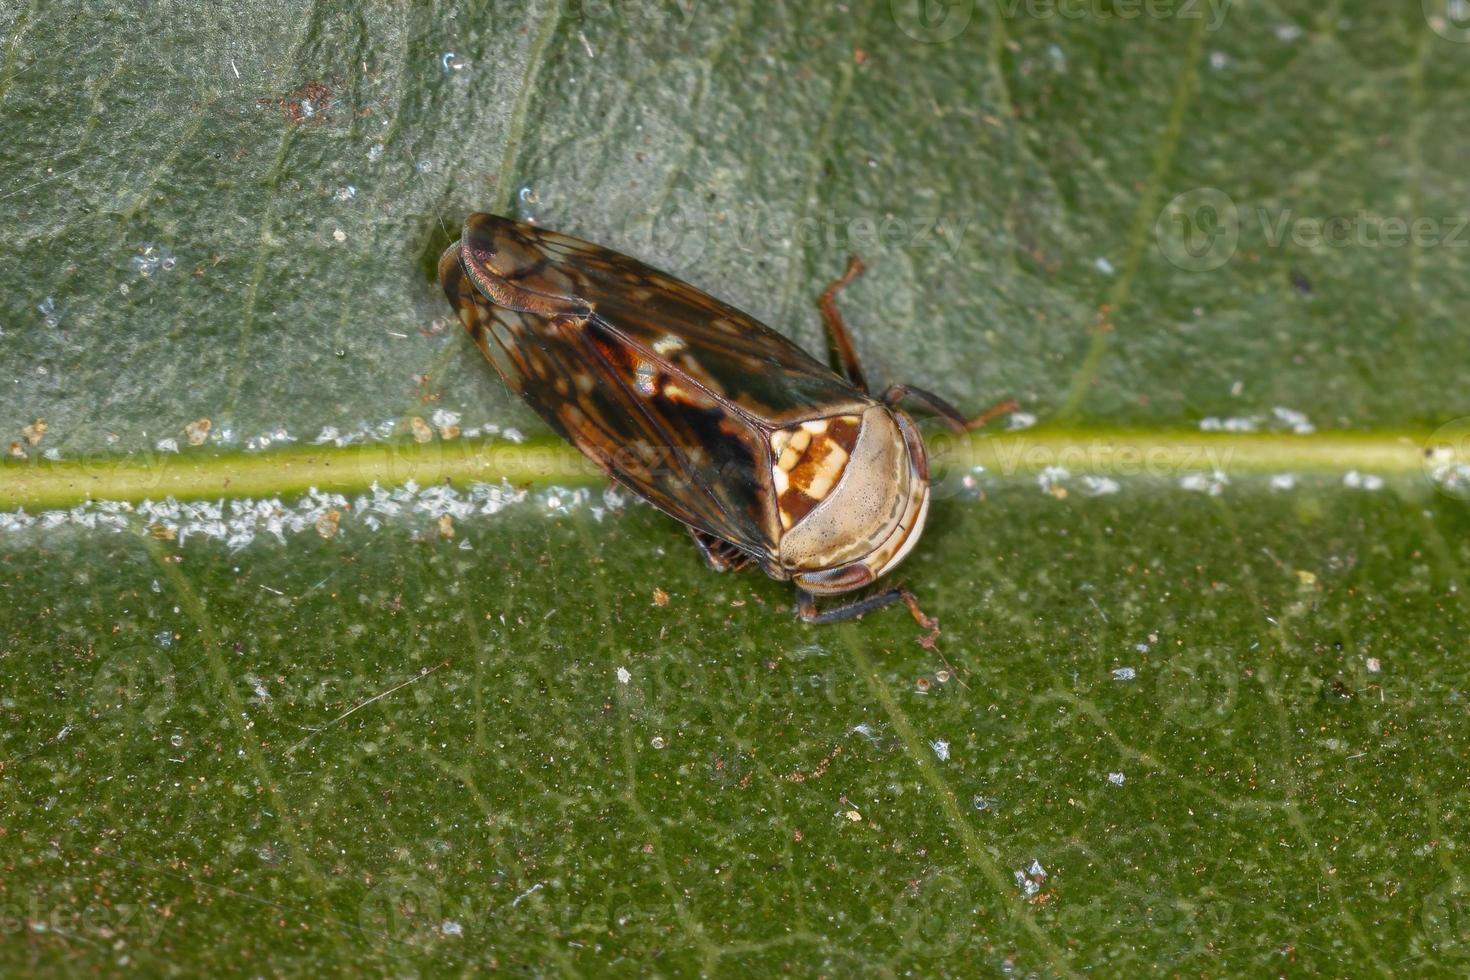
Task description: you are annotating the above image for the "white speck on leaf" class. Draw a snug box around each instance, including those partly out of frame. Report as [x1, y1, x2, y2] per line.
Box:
[1272, 406, 1315, 434]
[1006, 411, 1037, 431]
[511, 882, 543, 907]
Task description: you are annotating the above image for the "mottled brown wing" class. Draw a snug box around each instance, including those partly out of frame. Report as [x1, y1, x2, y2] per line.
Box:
[442, 226, 870, 563]
[456, 213, 875, 424]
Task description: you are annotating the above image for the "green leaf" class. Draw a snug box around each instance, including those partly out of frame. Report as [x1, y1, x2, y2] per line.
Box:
[3, 1, 1470, 974]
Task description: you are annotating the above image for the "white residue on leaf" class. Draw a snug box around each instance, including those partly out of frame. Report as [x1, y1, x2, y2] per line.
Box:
[1038, 465, 1070, 494]
[155, 437, 179, 453]
[1108, 771, 1126, 786]
[1272, 406, 1315, 434]
[1014, 860, 1047, 897]
[1343, 470, 1385, 491]
[1006, 411, 1037, 431]
[1111, 666, 1137, 681]
[245, 426, 297, 452]
[616, 666, 631, 685]
[1081, 476, 1120, 497]
[1, 480, 533, 549]
[1270, 474, 1297, 492]
[930, 739, 950, 762]
[1179, 470, 1228, 496]
[38, 295, 60, 328]
[1199, 416, 1259, 433]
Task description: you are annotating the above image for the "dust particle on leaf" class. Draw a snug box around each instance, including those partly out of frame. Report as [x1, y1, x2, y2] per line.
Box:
[410, 417, 434, 443]
[438, 514, 455, 539]
[7, 441, 26, 459]
[260, 79, 332, 125]
[315, 509, 341, 539]
[183, 418, 211, 446]
[21, 418, 47, 446]
[652, 587, 670, 607]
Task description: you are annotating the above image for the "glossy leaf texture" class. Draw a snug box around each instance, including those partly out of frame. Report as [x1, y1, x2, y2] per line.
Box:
[2, 1, 1469, 974]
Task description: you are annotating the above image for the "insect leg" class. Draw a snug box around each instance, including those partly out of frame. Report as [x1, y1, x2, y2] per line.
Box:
[795, 584, 940, 644]
[687, 527, 752, 573]
[881, 384, 1019, 434]
[817, 256, 870, 392]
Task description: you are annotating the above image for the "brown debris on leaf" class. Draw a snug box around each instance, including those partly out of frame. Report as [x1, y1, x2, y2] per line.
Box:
[315, 510, 341, 539]
[21, 419, 46, 446]
[786, 744, 842, 783]
[183, 418, 211, 446]
[260, 80, 332, 126]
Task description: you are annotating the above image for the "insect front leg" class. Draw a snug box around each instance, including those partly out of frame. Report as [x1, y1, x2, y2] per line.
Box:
[817, 255, 871, 392]
[819, 255, 1019, 432]
[795, 586, 941, 645]
[881, 384, 1019, 434]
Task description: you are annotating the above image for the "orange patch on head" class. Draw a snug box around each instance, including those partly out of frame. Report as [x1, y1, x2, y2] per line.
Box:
[771, 416, 862, 530]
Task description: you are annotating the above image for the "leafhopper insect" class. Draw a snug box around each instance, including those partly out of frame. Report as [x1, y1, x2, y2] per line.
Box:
[440, 213, 1011, 631]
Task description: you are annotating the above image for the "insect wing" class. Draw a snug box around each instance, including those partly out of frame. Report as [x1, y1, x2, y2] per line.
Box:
[442, 242, 777, 558]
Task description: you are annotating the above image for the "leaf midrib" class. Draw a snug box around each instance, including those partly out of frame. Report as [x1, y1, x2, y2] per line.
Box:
[0, 428, 1459, 511]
